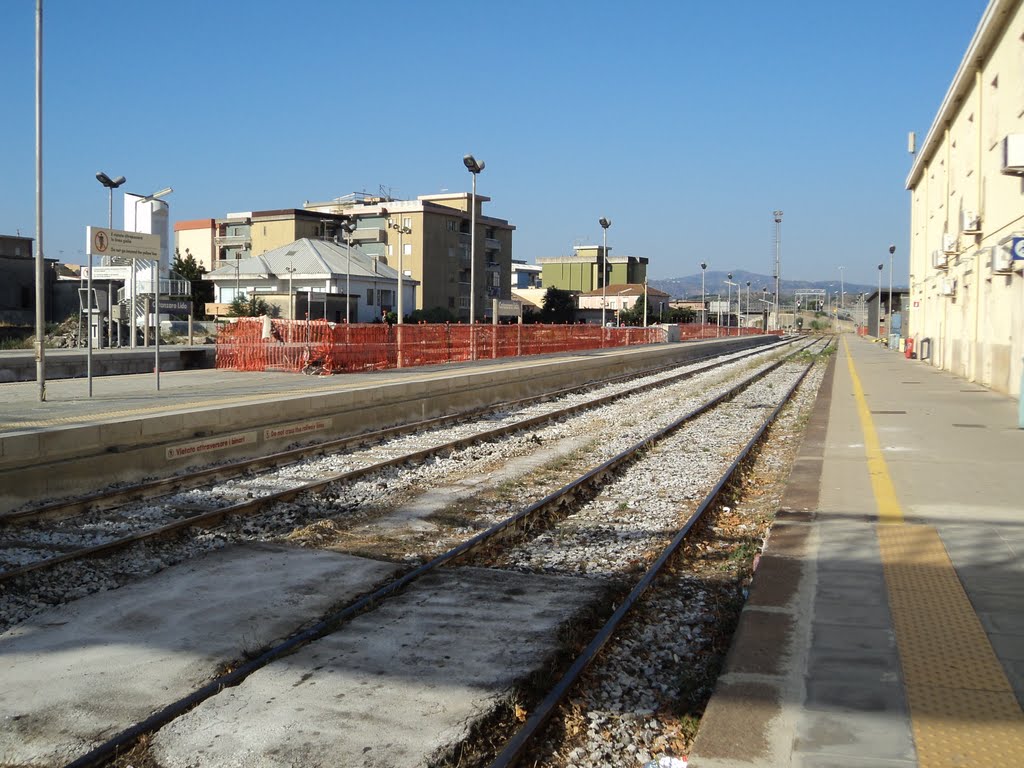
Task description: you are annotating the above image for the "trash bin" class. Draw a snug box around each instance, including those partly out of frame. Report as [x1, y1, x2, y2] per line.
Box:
[888, 333, 900, 350]
[905, 338, 915, 359]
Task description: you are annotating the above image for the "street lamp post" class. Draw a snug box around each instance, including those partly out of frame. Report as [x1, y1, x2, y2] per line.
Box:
[700, 261, 707, 327]
[888, 244, 895, 341]
[599, 217, 612, 329]
[130, 187, 173, 351]
[463, 155, 485, 326]
[838, 266, 845, 313]
[877, 262, 884, 339]
[643, 275, 648, 328]
[725, 273, 737, 336]
[342, 220, 356, 324]
[745, 280, 751, 331]
[89, 171, 125, 393]
[773, 210, 783, 331]
[284, 263, 297, 345]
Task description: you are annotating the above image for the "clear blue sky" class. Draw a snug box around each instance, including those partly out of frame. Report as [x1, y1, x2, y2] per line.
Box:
[0, 0, 989, 285]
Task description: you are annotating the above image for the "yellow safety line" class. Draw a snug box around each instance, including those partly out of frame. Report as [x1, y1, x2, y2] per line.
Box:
[842, 336, 902, 524]
[843, 337, 1024, 766]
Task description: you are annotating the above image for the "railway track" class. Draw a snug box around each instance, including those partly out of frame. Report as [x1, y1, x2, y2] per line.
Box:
[0, 337, 804, 588]
[0, 336, 832, 768]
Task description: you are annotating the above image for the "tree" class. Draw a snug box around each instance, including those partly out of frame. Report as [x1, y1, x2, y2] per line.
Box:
[540, 288, 575, 324]
[173, 248, 215, 319]
[409, 306, 458, 323]
[228, 293, 272, 317]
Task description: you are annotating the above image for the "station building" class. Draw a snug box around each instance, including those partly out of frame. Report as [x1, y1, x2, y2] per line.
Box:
[906, 0, 1024, 396]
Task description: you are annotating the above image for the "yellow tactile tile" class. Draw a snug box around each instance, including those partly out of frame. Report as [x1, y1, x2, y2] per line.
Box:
[877, 524, 1024, 767]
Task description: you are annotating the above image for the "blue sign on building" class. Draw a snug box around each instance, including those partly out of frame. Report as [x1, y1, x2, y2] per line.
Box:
[1011, 237, 1024, 261]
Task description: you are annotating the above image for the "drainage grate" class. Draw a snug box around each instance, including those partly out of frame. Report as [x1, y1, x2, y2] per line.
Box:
[952, 423, 986, 429]
[871, 410, 907, 415]
[901, 381, 921, 384]
[959, 389, 986, 393]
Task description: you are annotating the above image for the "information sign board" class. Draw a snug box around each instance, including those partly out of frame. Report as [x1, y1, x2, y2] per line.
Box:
[86, 226, 160, 260]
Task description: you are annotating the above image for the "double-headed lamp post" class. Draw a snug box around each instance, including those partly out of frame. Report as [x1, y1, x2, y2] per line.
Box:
[700, 261, 707, 325]
[463, 154, 485, 325]
[386, 217, 412, 323]
[599, 217, 612, 328]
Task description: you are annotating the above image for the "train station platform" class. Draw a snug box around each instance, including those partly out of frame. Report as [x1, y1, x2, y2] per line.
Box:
[0, 335, 776, 515]
[690, 336, 1024, 767]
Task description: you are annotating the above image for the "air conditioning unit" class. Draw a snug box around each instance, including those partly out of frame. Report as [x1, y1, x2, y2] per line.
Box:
[960, 210, 981, 234]
[931, 250, 948, 269]
[1001, 134, 1024, 175]
[940, 278, 957, 296]
[942, 233, 958, 254]
[992, 245, 1013, 273]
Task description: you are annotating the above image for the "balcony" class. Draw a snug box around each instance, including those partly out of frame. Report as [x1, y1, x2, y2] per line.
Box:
[215, 234, 251, 247]
[351, 227, 386, 244]
[485, 238, 501, 251]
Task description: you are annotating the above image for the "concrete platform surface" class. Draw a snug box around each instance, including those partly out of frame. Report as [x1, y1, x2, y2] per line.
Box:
[689, 336, 1024, 768]
[151, 566, 602, 768]
[0, 544, 401, 766]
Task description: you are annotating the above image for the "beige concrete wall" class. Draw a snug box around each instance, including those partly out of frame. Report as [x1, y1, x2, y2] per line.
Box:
[251, 220, 299, 256]
[175, 228, 215, 272]
[908, 0, 1024, 396]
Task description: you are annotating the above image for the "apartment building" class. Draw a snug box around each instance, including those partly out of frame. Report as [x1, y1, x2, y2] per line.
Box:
[174, 210, 354, 273]
[537, 246, 649, 293]
[304, 192, 515, 321]
[906, 0, 1024, 396]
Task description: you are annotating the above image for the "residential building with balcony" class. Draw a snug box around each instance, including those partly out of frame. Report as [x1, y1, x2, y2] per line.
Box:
[537, 246, 649, 294]
[905, 0, 1024, 396]
[304, 191, 515, 321]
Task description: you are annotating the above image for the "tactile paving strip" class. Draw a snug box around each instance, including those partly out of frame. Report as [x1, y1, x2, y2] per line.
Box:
[878, 524, 1024, 767]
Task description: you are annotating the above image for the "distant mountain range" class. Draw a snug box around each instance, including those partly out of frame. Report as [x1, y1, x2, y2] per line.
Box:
[649, 270, 875, 301]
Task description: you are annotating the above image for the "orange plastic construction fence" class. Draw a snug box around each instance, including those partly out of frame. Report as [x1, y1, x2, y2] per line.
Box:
[216, 320, 668, 374]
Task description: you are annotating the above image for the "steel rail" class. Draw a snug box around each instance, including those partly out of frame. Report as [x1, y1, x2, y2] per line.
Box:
[1, 341, 808, 584]
[3, 339, 790, 525]
[60, 338, 824, 768]
[488, 338, 832, 768]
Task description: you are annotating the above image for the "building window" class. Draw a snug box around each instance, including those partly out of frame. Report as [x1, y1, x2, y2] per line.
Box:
[447, 220, 457, 231]
[403, 243, 412, 256]
[403, 217, 411, 228]
[366, 288, 374, 306]
[388, 244, 393, 257]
